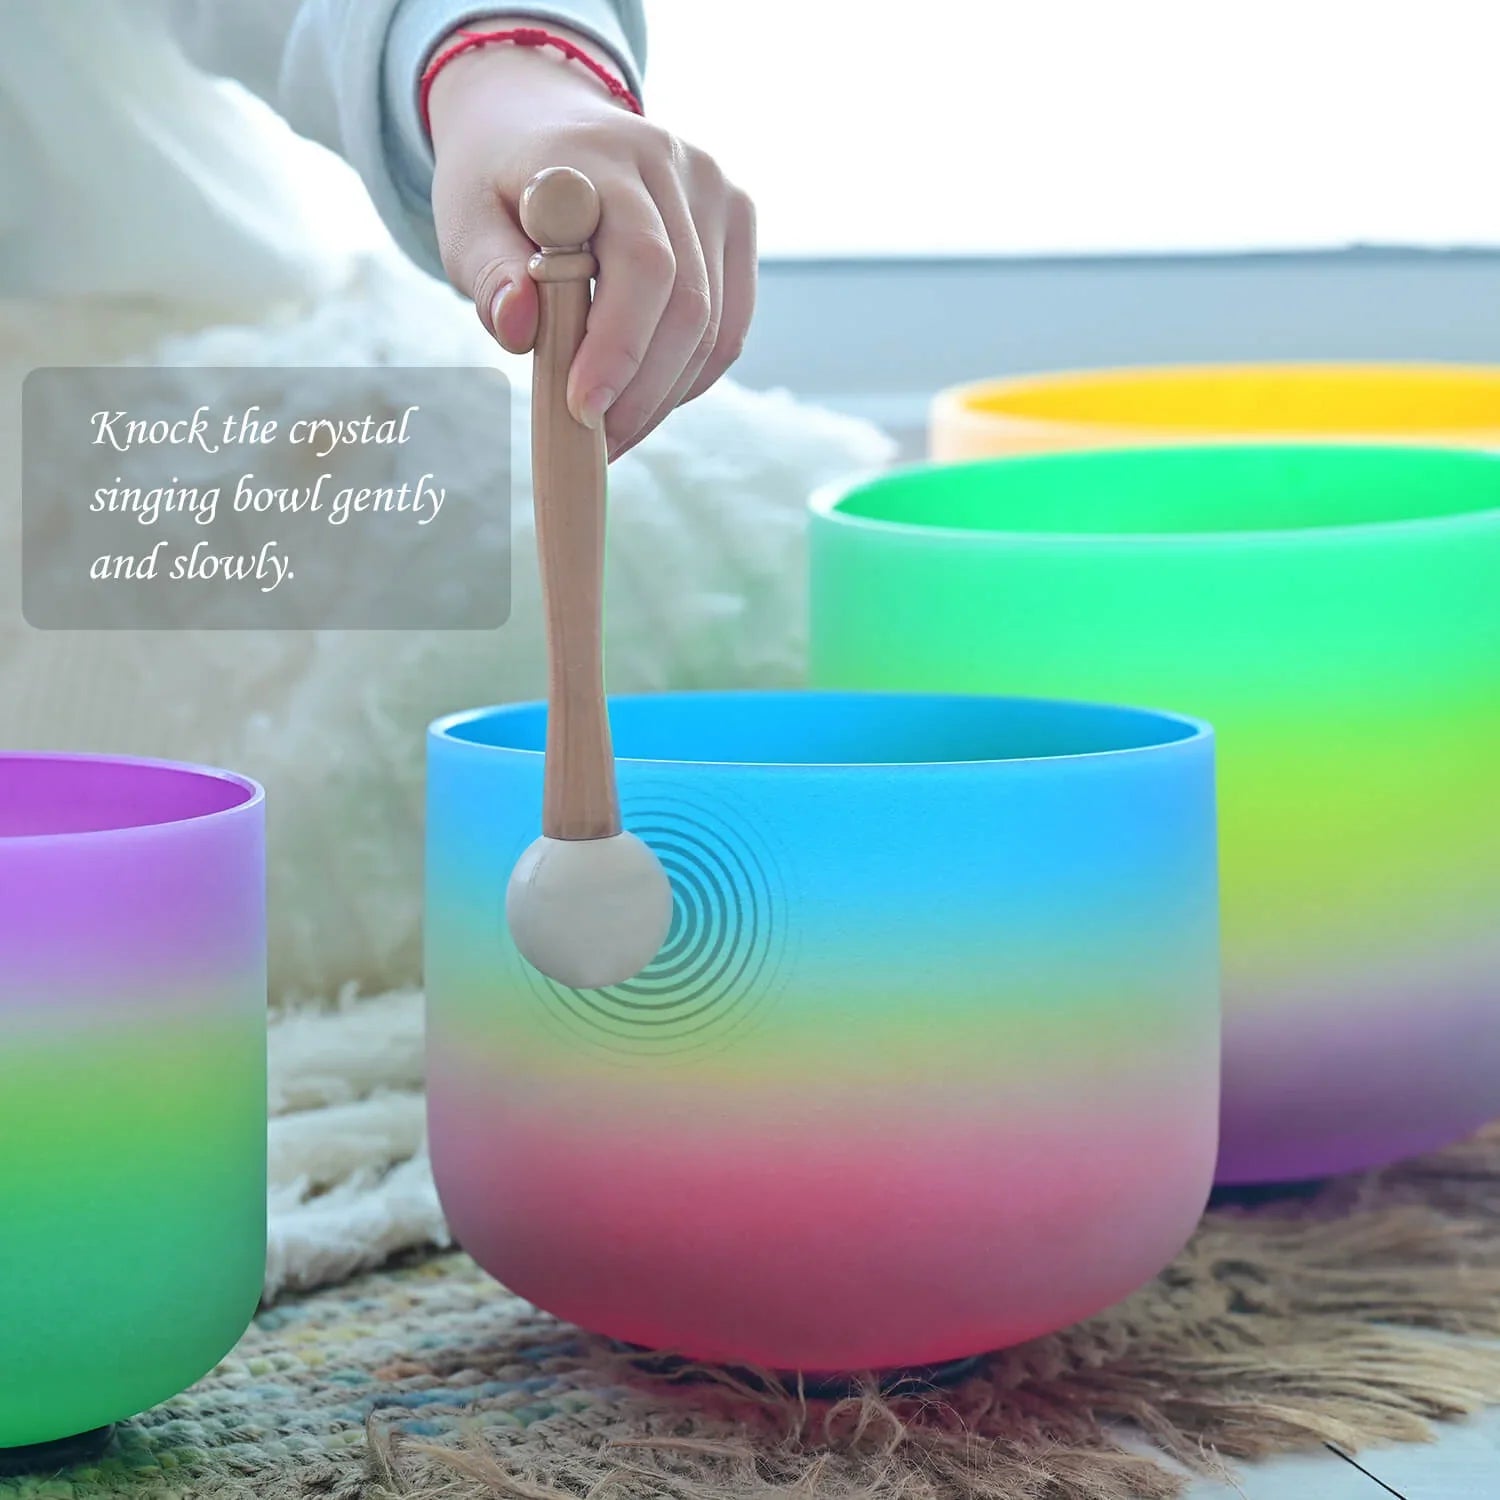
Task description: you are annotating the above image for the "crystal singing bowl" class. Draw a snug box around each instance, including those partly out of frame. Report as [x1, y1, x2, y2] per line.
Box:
[0, 754, 266, 1458]
[930, 362, 1500, 461]
[809, 444, 1500, 1184]
[426, 691, 1220, 1372]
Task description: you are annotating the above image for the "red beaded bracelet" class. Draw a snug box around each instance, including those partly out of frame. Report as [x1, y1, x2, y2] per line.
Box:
[419, 25, 644, 135]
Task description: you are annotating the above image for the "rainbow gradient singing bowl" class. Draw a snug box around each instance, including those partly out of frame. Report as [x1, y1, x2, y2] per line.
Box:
[426, 691, 1220, 1372]
[0, 754, 266, 1464]
[931, 362, 1500, 460]
[809, 444, 1500, 1185]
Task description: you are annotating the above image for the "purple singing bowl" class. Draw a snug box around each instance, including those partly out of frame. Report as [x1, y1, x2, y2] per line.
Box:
[0, 753, 266, 1460]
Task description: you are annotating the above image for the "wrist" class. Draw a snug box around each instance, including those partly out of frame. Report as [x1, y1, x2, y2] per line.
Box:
[424, 19, 639, 143]
[442, 15, 620, 74]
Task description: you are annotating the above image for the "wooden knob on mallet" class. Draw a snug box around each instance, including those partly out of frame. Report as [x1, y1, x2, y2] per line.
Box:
[504, 167, 672, 990]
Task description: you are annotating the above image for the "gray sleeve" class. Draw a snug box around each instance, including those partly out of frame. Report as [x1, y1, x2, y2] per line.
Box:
[166, 0, 647, 283]
[381, 0, 648, 278]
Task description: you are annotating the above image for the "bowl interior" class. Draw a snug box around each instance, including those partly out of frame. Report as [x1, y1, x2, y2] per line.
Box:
[960, 363, 1500, 435]
[823, 444, 1500, 539]
[437, 691, 1202, 768]
[0, 755, 258, 838]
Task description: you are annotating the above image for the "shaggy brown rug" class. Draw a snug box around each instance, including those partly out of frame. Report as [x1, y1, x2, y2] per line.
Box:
[8, 1125, 1500, 1499]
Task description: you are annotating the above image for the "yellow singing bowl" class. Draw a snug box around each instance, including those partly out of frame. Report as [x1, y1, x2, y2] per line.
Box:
[930, 362, 1500, 460]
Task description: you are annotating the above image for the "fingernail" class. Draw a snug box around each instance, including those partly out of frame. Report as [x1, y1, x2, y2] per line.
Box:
[488, 280, 512, 332]
[577, 386, 616, 430]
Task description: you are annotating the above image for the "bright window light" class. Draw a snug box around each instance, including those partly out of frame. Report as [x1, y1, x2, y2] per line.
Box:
[644, 0, 1500, 256]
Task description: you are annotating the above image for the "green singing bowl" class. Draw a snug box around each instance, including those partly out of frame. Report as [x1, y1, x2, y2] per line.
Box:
[808, 442, 1500, 1184]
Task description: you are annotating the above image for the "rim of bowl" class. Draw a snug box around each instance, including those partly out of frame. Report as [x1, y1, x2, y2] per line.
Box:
[0, 750, 264, 845]
[429, 690, 1214, 771]
[809, 442, 1500, 548]
[932, 359, 1500, 435]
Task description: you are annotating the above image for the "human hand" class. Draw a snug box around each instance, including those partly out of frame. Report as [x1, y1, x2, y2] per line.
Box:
[426, 21, 756, 460]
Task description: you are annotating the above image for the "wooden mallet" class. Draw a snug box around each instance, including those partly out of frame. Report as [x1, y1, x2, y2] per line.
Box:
[504, 167, 673, 990]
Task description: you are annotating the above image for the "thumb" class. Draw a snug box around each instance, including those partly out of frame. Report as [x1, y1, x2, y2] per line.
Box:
[441, 200, 540, 356]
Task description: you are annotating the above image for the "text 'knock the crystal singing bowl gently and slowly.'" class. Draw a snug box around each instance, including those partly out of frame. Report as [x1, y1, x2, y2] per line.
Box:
[0, 753, 266, 1462]
[809, 443, 1500, 1185]
[426, 690, 1220, 1373]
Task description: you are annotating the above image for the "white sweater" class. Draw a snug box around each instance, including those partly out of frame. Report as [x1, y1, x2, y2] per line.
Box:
[165, 0, 647, 279]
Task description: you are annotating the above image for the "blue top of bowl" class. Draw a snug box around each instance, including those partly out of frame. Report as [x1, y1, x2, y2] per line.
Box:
[429, 690, 1211, 770]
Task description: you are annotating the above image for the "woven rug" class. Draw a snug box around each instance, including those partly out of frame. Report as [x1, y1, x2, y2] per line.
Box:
[7, 1125, 1500, 1500]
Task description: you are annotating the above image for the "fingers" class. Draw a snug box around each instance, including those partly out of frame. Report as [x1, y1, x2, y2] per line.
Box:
[490, 275, 540, 354]
[609, 178, 750, 456]
[684, 186, 755, 404]
[615, 182, 755, 457]
[584, 157, 715, 458]
[609, 159, 727, 458]
[563, 188, 676, 438]
[434, 171, 541, 355]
